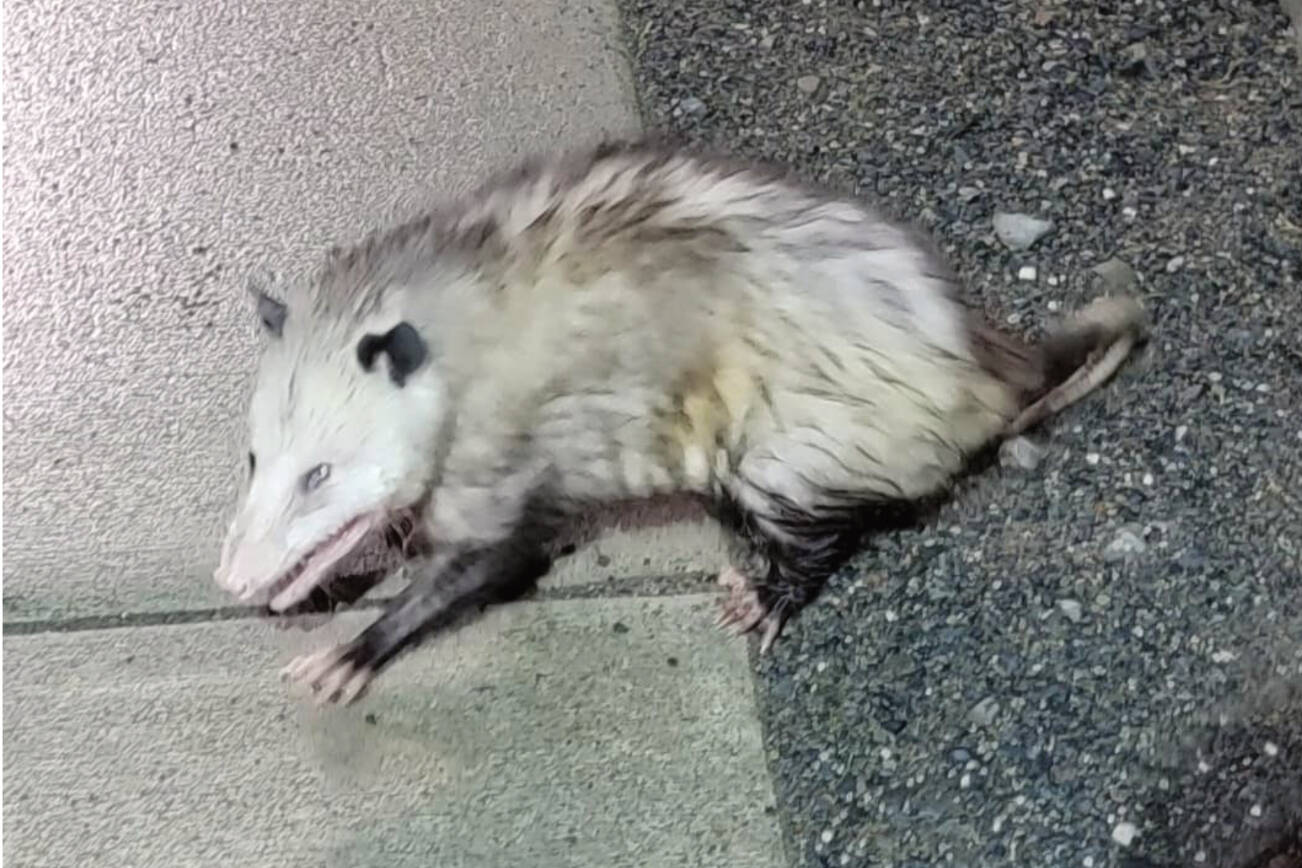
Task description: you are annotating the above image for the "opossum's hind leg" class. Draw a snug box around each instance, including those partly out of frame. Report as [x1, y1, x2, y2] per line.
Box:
[707, 490, 858, 655]
[713, 565, 788, 654]
[284, 541, 552, 706]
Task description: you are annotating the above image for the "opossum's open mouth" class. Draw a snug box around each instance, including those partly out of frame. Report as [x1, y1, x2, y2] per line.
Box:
[264, 513, 381, 613]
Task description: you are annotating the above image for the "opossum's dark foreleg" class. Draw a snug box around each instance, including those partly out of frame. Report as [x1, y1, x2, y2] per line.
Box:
[283, 533, 553, 705]
[707, 489, 859, 654]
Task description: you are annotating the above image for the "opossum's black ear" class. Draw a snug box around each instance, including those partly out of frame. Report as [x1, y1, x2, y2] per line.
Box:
[356, 322, 428, 387]
[245, 272, 287, 338]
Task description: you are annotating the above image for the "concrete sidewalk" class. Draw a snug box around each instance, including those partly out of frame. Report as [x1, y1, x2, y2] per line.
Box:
[1, 1, 785, 865]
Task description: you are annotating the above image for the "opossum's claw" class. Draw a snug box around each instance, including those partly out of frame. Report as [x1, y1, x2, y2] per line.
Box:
[757, 612, 787, 656]
[281, 644, 375, 706]
[314, 658, 374, 707]
[716, 565, 748, 592]
[714, 565, 768, 635]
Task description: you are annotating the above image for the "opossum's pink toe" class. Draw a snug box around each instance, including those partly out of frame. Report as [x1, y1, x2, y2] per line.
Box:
[314, 661, 362, 706]
[282, 644, 375, 706]
[335, 668, 374, 706]
[715, 569, 767, 635]
[716, 565, 748, 592]
[757, 613, 787, 655]
[282, 646, 338, 684]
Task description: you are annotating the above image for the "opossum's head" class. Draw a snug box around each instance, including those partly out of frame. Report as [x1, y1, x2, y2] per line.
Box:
[214, 280, 445, 611]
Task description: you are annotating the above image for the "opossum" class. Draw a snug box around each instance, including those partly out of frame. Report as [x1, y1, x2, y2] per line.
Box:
[212, 139, 1147, 706]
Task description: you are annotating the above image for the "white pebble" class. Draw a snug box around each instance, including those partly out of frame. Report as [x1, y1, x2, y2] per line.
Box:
[884, 610, 897, 622]
[1103, 188, 1117, 201]
[1018, 265, 1037, 281]
[1142, 473, 1154, 486]
[1250, 804, 1263, 818]
[1084, 858, 1095, 868]
[1057, 599, 1084, 623]
[1211, 650, 1237, 664]
[960, 773, 971, 788]
[1085, 452, 1100, 465]
[821, 829, 834, 844]
[1264, 741, 1280, 757]
[1175, 425, 1188, 443]
[1111, 821, 1139, 846]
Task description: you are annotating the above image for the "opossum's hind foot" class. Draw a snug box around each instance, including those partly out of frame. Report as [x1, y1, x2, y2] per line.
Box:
[713, 566, 762, 632]
[712, 566, 789, 655]
[281, 643, 376, 707]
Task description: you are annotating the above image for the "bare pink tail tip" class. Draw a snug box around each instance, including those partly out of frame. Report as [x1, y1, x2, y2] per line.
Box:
[1070, 294, 1149, 341]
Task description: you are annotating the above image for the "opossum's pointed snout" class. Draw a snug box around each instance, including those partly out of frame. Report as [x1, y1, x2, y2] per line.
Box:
[212, 511, 284, 602]
[212, 532, 269, 601]
[213, 519, 245, 595]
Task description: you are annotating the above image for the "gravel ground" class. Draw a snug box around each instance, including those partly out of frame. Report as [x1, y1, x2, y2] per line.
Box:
[615, 1, 1301, 866]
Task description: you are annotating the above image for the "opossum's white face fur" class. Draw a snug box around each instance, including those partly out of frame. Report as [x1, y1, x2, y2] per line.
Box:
[214, 285, 444, 612]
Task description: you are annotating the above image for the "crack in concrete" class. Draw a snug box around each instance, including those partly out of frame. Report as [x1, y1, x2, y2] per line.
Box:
[3, 572, 718, 636]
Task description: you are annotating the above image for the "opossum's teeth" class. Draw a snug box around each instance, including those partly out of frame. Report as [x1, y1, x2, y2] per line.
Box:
[267, 514, 378, 613]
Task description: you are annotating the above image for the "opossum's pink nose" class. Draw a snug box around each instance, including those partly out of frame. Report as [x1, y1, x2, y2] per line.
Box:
[212, 563, 241, 595]
[213, 547, 256, 599]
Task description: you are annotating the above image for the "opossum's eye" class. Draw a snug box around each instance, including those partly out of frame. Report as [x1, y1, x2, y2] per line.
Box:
[247, 451, 256, 477]
[302, 463, 331, 493]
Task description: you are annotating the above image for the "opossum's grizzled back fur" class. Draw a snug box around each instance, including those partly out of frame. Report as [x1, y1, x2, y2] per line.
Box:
[222, 138, 1146, 702]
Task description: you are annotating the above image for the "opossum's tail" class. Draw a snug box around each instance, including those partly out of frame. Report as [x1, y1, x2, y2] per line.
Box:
[1005, 295, 1148, 437]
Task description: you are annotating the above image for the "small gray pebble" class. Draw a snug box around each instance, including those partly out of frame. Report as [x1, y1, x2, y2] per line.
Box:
[1091, 257, 1139, 293]
[796, 75, 822, 95]
[677, 96, 707, 116]
[993, 212, 1055, 251]
[1057, 599, 1084, 623]
[999, 436, 1045, 471]
[1166, 255, 1186, 273]
[969, 696, 1001, 727]
[1103, 526, 1147, 562]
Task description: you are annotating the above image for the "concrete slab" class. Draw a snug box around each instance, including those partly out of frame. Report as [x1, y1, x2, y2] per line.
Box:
[1, 0, 651, 622]
[549, 496, 731, 588]
[3, 595, 786, 867]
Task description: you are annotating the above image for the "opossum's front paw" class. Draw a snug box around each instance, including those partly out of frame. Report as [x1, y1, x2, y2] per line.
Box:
[281, 643, 376, 707]
[713, 566, 789, 654]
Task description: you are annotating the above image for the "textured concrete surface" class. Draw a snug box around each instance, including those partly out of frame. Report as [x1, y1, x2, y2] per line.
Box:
[3, 596, 786, 867]
[1, 0, 645, 622]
